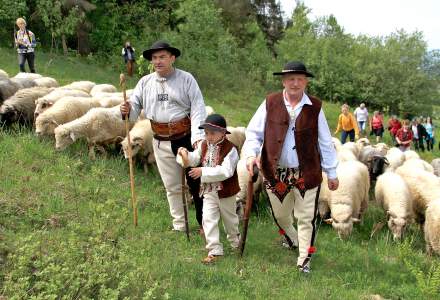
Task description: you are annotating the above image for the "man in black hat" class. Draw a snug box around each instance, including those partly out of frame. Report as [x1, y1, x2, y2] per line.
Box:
[120, 40, 207, 233]
[176, 113, 240, 264]
[242, 61, 339, 273]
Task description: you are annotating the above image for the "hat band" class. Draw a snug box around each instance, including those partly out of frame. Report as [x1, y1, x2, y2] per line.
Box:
[204, 122, 227, 131]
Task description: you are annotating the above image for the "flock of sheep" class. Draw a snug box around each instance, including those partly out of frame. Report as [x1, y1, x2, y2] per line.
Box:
[1, 69, 440, 256]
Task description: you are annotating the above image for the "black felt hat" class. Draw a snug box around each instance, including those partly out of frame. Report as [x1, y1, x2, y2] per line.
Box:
[142, 40, 181, 61]
[198, 114, 230, 134]
[273, 61, 314, 77]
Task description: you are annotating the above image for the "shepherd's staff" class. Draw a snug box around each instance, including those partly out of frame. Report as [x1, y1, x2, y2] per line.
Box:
[120, 73, 138, 227]
[239, 164, 259, 256]
[179, 150, 191, 241]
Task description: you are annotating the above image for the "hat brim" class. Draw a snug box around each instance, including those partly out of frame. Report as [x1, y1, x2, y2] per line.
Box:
[273, 70, 314, 77]
[199, 123, 230, 134]
[142, 47, 181, 61]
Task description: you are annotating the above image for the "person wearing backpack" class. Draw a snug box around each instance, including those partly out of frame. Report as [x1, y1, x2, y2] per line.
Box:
[14, 18, 37, 73]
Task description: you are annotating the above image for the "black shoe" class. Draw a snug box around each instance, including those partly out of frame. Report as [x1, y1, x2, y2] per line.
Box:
[281, 237, 298, 250]
[298, 263, 311, 274]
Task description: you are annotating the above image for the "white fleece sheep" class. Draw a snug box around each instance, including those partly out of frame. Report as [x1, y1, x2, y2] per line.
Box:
[401, 158, 434, 173]
[54, 106, 135, 159]
[34, 89, 91, 117]
[205, 105, 215, 116]
[358, 144, 388, 166]
[403, 150, 420, 161]
[375, 172, 413, 240]
[10, 77, 37, 89]
[341, 142, 360, 159]
[337, 148, 358, 162]
[35, 97, 101, 136]
[332, 137, 342, 152]
[96, 96, 123, 108]
[61, 81, 96, 93]
[384, 147, 405, 172]
[356, 138, 371, 150]
[0, 69, 8, 79]
[424, 199, 440, 255]
[227, 126, 246, 153]
[90, 84, 117, 96]
[0, 86, 52, 127]
[13, 72, 43, 80]
[33, 77, 59, 88]
[320, 160, 370, 239]
[431, 158, 440, 177]
[235, 157, 263, 215]
[396, 165, 440, 224]
[120, 119, 155, 173]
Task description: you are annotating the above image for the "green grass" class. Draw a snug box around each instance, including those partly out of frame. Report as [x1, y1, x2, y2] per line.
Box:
[1, 48, 440, 299]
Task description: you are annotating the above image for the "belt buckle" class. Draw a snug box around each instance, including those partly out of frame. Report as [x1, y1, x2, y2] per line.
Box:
[168, 121, 176, 135]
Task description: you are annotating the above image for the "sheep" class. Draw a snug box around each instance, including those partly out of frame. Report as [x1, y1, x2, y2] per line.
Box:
[61, 81, 96, 93]
[235, 157, 263, 218]
[384, 147, 405, 172]
[0, 69, 8, 79]
[97, 96, 123, 108]
[33, 77, 59, 88]
[226, 126, 246, 153]
[90, 84, 117, 96]
[401, 158, 434, 173]
[356, 137, 371, 150]
[0, 79, 20, 104]
[403, 150, 420, 161]
[424, 199, 440, 255]
[35, 97, 101, 136]
[120, 119, 155, 174]
[359, 144, 388, 166]
[205, 105, 215, 116]
[337, 148, 358, 162]
[0, 87, 52, 127]
[332, 137, 342, 152]
[396, 165, 440, 224]
[320, 160, 370, 239]
[54, 106, 135, 159]
[13, 72, 43, 80]
[431, 158, 440, 177]
[341, 142, 360, 159]
[34, 89, 91, 117]
[375, 172, 413, 240]
[10, 77, 37, 89]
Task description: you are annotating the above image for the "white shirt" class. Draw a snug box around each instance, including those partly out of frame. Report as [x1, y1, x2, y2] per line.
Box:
[242, 91, 338, 179]
[128, 68, 207, 144]
[176, 139, 239, 196]
[354, 107, 369, 122]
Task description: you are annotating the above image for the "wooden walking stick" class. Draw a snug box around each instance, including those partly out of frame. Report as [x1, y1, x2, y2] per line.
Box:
[180, 150, 191, 241]
[239, 164, 259, 257]
[120, 73, 138, 227]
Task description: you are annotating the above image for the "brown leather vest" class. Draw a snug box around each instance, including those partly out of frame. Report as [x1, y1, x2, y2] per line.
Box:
[201, 138, 240, 198]
[260, 92, 323, 189]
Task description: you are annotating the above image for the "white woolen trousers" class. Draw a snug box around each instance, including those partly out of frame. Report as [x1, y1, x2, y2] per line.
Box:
[203, 191, 240, 256]
[153, 138, 185, 230]
[267, 186, 319, 267]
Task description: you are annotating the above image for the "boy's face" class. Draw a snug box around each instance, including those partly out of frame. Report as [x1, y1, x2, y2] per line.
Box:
[205, 128, 225, 144]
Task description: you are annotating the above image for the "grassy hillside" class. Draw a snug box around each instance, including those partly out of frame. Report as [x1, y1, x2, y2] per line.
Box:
[1, 48, 440, 299]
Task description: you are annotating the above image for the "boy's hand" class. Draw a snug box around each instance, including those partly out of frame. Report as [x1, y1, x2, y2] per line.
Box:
[188, 167, 202, 179]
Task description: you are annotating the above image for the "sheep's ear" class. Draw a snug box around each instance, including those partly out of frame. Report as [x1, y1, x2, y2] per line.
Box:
[133, 136, 142, 142]
[48, 101, 53, 105]
[324, 218, 333, 224]
[70, 132, 76, 141]
[352, 217, 361, 223]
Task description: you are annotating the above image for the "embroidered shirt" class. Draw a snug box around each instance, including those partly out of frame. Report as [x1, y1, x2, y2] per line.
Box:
[128, 68, 207, 144]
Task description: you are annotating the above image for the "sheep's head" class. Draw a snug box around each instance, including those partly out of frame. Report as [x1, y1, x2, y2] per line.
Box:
[357, 138, 370, 148]
[121, 137, 142, 159]
[54, 126, 75, 150]
[34, 99, 53, 118]
[369, 156, 389, 181]
[325, 208, 360, 239]
[0, 104, 19, 126]
[387, 211, 409, 241]
[35, 115, 58, 136]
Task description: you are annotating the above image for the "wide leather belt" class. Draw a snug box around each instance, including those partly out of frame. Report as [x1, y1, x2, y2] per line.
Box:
[150, 117, 191, 141]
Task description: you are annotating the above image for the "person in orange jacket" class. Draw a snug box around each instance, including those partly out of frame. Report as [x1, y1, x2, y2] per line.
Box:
[334, 104, 359, 144]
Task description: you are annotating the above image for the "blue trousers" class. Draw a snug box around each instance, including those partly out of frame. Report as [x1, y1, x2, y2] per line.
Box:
[341, 129, 355, 144]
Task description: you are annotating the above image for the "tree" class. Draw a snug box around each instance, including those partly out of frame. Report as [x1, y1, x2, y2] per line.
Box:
[0, 0, 28, 47]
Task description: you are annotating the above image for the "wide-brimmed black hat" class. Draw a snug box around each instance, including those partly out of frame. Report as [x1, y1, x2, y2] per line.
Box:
[142, 40, 181, 61]
[199, 114, 230, 134]
[273, 61, 314, 77]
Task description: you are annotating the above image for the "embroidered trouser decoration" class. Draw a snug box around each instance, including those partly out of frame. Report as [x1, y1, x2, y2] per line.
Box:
[264, 168, 306, 202]
[300, 185, 321, 268]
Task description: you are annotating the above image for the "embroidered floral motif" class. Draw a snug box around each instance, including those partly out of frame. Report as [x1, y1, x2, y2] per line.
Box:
[199, 140, 222, 196]
[264, 167, 306, 202]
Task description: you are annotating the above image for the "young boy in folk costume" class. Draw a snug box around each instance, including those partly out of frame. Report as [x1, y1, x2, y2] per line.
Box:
[177, 114, 240, 264]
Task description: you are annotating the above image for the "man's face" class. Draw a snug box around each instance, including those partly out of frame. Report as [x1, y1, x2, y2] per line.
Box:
[205, 129, 225, 144]
[151, 50, 175, 76]
[282, 74, 308, 98]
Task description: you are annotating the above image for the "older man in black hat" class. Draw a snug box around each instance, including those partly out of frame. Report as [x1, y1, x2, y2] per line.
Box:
[242, 61, 339, 273]
[120, 40, 206, 233]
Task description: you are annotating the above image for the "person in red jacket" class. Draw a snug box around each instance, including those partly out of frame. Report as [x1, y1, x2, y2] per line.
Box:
[395, 119, 413, 152]
[387, 115, 402, 144]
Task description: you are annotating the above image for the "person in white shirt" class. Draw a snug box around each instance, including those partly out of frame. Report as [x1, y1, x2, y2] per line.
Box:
[177, 114, 240, 264]
[242, 61, 339, 273]
[120, 41, 207, 233]
[353, 103, 369, 136]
